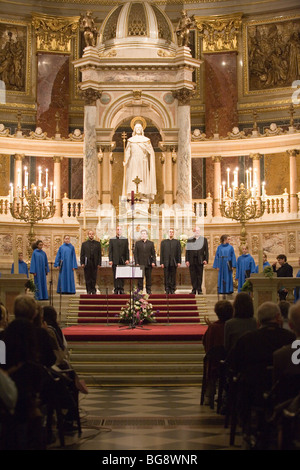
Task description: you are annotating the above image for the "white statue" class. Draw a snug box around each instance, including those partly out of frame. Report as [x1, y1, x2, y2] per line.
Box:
[122, 118, 156, 200]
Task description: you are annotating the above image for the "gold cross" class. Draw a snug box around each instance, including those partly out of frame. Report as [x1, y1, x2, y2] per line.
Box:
[133, 175, 142, 194]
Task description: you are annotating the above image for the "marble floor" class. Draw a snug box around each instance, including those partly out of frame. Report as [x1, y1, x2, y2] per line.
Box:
[48, 386, 243, 452]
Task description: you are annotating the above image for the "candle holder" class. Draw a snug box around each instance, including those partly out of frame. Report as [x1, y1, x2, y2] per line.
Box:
[10, 183, 56, 259]
[220, 183, 265, 249]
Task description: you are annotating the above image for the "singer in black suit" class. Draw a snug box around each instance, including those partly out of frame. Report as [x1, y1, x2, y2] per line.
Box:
[134, 229, 156, 294]
[109, 226, 130, 294]
[80, 230, 102, 294]
[160, 228, 182, 294]
[185, 227, 209, 294]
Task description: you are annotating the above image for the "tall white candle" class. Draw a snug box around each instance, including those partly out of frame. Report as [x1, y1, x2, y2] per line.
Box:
[45, 169, 48, 189]
[38, 166, 42, 187]
[219, 185, 222, 202]
[9, 183, 13, 203]
[226, 168, 230, 190]
[246, 170, 249, 189]
[249, 168, 252, 188]
[222, 181, 226, 199]
[50, 182, 53, 199]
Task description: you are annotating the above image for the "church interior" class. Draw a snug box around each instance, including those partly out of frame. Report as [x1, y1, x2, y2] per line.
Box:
[0, 0, 300, 452]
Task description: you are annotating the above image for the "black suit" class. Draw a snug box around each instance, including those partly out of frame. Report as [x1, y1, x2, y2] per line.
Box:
[185, 236, 209, 294]
[160, 238, 181, 294]
[134, 239, 156, 294]
[80, 239, 102, 294]
[109, 236, 130, 294]
[273, 262, 293, 300]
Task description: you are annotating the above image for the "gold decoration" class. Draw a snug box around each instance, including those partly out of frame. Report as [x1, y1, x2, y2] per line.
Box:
[32, 14, 79, 54]
[172, 87, 195, 105]
[130, 116, 147, 130]
[194, 13, 242, 53]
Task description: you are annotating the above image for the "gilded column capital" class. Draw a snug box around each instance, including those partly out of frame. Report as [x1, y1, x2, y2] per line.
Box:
[194, 13, 242, 53]
[249, 153, 262, 160]
[14, 154, 25, 161]
[53, 156, 63, 163]
[287, 149, 299, 157]
[78, 87, 102, 105]
[172, 87, 195, 106]
[32, 13, 79, 54]
[212, 155, 222, 163]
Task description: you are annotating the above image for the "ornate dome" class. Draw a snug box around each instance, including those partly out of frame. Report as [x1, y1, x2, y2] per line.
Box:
[98, 1, 177, 57]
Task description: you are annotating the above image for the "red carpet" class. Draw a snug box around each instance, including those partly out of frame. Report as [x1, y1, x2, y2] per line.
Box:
[75, 293, 203, 324]
[63, 323, 207, 342]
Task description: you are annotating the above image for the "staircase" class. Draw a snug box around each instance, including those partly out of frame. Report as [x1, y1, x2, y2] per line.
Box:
[53, 292, 217, 387]
[67, 341, 205, 387]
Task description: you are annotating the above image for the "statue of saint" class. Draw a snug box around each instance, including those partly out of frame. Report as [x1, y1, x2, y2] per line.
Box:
[80, 11, 98, 47]
[122, 118, 156, 200]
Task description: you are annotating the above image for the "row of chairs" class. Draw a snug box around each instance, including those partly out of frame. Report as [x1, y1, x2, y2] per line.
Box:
[201, 348, 300, 450]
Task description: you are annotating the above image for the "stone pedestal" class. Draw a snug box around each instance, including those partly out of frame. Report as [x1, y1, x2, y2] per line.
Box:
[0, 274, 28, 317]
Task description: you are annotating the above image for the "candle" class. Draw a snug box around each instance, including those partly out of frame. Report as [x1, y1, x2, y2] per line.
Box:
[246, 170, 249, 189]
[233, 171, 237, 188]
[38, 166, 42, 187]
[226, 168, 230, 189]
[45, 168, 48, 189]
[222, 181, 226, 199]
[40, 186, 42, 202]
[219, 185, 222, 202]
[232, 183, 235, 201]
[50, 182, 53, 199]
[262, 181, 266, 201]
[236, 167, 239, 187]
[9, 183, 13, 203]
[17, 169, 21, 188]
[249, 168, 252, 188]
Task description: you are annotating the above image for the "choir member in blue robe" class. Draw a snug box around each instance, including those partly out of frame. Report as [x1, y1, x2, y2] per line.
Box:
[254, 252, 270, 273]
[213, 234, 237, 296]
[236, 245, 256, 292]
[54, 235, 78, 294]
[30, 240, 49, 300]
[11, 252, 29, 278]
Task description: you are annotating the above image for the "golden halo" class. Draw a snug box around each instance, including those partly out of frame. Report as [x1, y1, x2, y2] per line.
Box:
[130, 116, 147, 131]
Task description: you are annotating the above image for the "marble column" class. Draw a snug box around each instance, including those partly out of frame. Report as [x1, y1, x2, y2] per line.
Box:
[288, 149, 299, 213]
[212, 156, 222, 217]
[14, 154, 24, 191]
[172, 148, 177, 205]
[80, 89, 102, 216]
[159, 145, 174, 207]
[173, 88, 194, 209]
[53, 156, 63, 217]
[249, 153, 262, 197]
[101, 145, 114, 205]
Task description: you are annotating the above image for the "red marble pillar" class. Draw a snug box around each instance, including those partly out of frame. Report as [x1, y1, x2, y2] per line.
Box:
[36, 53, 70, 196]
[204, 52, 239, 198]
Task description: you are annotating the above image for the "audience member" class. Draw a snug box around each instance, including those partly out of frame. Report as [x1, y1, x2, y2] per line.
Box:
[278, 300, 292, 331]
[294, 256, 300, 302]
[13, 295, 56, 368]
[273, 300, 300, 384]
[202, 300, 233, 405]
[0, 368, 18, 414]
[0, 303, 9, 340]
[42, 305, 70, 366]
[224, 292, 257, 354]
[227, 302, 295, 411]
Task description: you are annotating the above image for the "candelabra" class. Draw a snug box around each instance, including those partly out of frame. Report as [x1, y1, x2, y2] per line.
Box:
[220, 182, 265, 248]
[10, 183, 56, 258]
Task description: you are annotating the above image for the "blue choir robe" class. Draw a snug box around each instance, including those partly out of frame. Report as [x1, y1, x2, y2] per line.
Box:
[54, 243, 78, 294]
[236, 253, 256, 292]
[11, 260, 29, 278]
[213, 243, 237, 294]
[254, 261, 271, 273]
[30, 249, 49, 300]
[294, 269, 300, 303]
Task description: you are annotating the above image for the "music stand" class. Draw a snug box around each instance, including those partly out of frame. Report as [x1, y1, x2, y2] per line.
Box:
[116, 265, 149, 330]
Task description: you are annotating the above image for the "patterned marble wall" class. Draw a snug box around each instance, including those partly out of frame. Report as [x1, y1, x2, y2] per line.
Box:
[36, 53, 69, 138]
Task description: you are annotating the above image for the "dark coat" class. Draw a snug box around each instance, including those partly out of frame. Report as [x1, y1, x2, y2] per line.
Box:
[185, 236, 209, 265]
[134, 239, 156, 267]
[109, 236, 130, 265]
[80, 239, 102, 267]
[160, 238, 181, 267]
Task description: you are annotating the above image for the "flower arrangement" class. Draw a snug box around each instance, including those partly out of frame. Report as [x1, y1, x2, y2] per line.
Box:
[263, 265, 274, 278]
[179, 234, 188, 250]
[241, 279, 252, 292]
[25, 278, 37, 293]
[119, 290, 157, 325]
[100, 234, 110, 249]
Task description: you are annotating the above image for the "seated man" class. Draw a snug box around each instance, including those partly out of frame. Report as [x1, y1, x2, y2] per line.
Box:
[272, 254, 293, 300]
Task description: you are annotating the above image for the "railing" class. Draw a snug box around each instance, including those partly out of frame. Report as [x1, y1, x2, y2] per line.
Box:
[0, 191, 298, 222]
